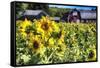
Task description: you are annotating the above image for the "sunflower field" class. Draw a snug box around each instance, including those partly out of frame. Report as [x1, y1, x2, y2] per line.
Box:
[16, 16, 97, 65]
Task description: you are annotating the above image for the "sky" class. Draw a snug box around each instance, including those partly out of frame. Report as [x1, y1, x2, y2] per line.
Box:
[49, 5, 96, 10]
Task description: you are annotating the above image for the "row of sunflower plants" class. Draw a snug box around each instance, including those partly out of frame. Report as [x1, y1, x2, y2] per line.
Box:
[16, 16, 97, 65]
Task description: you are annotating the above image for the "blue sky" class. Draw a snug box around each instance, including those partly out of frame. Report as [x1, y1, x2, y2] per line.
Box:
[49, 5, 96, 10]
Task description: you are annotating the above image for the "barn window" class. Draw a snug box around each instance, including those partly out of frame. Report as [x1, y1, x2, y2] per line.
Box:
[73, 11, 78, 16]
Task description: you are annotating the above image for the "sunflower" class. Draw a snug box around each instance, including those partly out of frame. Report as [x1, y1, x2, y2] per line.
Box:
[35, 16, 52, 33]
[35, 16, 59, 37]
[20, 18, 32, 29]
[20, 31, 27, 38]
[46, 27, 65, 48]
[18, 18, 32, 38]
[55, 28, 66, 57]
[52, 21, 60, 33]
[56, 44, 66, 56]
[28, 35, 45, 55]
[87, 49, 96, 61]
[48, 37, 56, 48]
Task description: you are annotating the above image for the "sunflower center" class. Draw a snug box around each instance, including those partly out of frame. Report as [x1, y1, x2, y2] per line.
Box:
[88, 51, 94, 59]
[33, 41, 39, 49]
[41, 23, 49, 31]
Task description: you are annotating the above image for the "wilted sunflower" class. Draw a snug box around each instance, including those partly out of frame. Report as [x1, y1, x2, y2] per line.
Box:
[87, 49, 96, 61]
[57, 28, 66, 44]
[28, 35, 45, 55]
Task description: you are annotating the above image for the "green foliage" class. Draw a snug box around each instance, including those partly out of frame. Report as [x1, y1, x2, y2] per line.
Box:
[16, 3, 71, 19]
[49, 7, 70, 17]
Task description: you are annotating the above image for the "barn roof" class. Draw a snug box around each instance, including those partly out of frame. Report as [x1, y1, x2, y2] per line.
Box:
[79, 10, 96, 19]
[52, 17, 60, 21]
[23, 10, 49, 16]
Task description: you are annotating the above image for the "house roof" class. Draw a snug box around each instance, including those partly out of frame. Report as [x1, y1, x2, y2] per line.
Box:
[23, 10, 49, 16]
[79, 10, 96, 19]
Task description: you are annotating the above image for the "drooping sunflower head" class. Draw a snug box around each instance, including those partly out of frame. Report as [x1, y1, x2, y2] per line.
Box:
[32, 40, 40, 49]
[56, 29, 66, 57]
[56, 44, 66, 58]
[57, 28, 66, 44]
